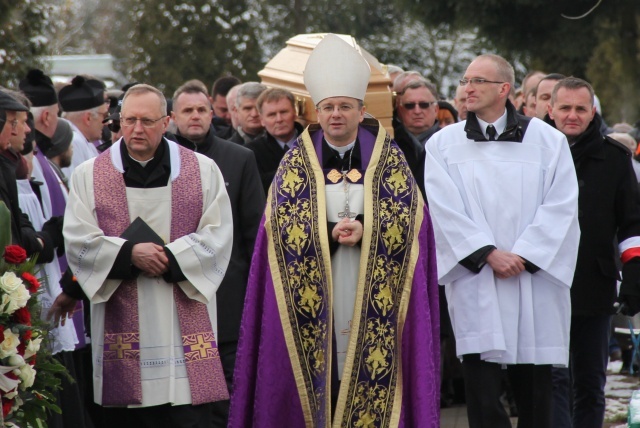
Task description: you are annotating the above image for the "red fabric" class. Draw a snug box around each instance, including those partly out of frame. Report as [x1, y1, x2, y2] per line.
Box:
[621, 247, 640, 264]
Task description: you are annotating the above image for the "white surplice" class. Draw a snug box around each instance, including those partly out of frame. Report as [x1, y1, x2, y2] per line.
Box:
[64, 140, 233, 407]
[30, 156, 54, 220]
[425, 118, 580, 366]
[16, 180, 78, 354]
[61, 122, 100, 178]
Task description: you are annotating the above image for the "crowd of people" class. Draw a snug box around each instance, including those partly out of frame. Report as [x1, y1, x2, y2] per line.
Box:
[1, 33, 639, 428]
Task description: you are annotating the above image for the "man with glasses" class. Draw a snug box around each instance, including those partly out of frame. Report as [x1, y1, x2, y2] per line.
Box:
[425, 54, 580, 428]
[64, 83, 233, 427]
[58, 75, 108, 177]
[230, 34, 440, 428]
[393, 79, 440, 197]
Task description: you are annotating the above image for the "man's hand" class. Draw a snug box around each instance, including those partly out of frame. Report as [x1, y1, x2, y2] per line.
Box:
[618, 260, 640, 316]
[331, 218, 363, 247]
[48, 292, 77, 326]
[486, 249, 525, 279]
[131, 243, 169, 276]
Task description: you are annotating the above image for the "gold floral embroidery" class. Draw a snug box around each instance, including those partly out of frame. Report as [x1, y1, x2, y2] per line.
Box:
[348, 383, 390, 427]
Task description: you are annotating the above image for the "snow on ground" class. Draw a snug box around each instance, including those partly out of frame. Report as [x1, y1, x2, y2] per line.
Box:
[605, 360, 640, 427]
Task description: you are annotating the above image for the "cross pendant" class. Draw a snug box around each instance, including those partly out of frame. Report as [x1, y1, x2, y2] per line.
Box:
[338, 202, 356, 219]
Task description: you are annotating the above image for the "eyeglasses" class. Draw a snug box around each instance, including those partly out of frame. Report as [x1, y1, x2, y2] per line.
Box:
[402, 102, 435, 110]
[107, 121, 120, 133]
[459, 78, 505, 86]
[120, 116, 167, 128]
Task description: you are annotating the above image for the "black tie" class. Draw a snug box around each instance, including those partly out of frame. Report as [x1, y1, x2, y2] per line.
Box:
[283, 143, 289, 152]
[486, 125, 497, 141]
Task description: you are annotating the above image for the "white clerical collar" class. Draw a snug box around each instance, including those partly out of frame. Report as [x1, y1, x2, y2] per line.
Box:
[326, 140, 356, 158]
[477, 109, 508, 139]
[110, 137, 182, 181]
[128, 154, 154, 167]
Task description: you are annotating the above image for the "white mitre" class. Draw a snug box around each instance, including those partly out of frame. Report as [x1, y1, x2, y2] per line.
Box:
[303, 34, 371, 105]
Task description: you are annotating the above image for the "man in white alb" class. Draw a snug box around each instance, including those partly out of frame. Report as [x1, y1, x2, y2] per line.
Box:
[64, 83, 233, 427]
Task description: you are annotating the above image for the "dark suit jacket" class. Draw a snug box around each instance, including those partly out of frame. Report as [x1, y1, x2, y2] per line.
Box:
[169, 127, 265, 343]
[245, 122, 305, 195]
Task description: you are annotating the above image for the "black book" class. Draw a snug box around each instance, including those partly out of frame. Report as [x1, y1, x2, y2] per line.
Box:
[120, 216, 164, 246]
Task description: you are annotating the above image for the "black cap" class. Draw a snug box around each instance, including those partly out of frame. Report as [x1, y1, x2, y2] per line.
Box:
[0, 91, 30, 113]
[19, 69, 58, 107]
[58, 76, 105, 112]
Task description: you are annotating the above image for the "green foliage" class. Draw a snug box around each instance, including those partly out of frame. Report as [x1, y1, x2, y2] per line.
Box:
[111, 0, 264, 94]
[0, 1, 54, 87]
[396, 0, 602, 77]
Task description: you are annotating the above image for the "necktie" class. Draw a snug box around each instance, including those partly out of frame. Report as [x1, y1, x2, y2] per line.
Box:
[283, 143, 289, 152]
[486, 124, 497, 141]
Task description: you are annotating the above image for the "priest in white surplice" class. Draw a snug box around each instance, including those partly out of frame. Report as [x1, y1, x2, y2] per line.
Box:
[425, 54, 580, 428]
[64, 84, 233, 428]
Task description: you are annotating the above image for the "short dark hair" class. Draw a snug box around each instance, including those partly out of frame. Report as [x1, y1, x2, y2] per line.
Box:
[551, 77, 595, 106]
[173, 81, 209, 104]
[211, 76, 241, 98]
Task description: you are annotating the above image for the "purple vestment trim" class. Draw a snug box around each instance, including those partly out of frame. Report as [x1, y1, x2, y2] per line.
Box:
[94, 151, 143, 405]
[311, 123, 375, 168]
[169, 150, 228, 405]
[94, 144, 227, 406]
[34, 150, 66, 217]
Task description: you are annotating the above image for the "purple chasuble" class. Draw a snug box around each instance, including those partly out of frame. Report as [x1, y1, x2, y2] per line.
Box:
[93, 144, 228, 406]
[229, 120, 440, 427]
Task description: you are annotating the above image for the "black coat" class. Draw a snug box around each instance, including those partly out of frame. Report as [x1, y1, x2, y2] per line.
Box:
[547, 114, 640, 315]
[245, 122, 305, 195]
[170, 128, 265, 343]
[0, 156, 54, 262]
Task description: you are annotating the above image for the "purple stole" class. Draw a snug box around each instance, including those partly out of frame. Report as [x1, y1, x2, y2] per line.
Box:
[93, 144, 228, 406]
[34, 150, 88, 348]
[231, 121, 439, 427]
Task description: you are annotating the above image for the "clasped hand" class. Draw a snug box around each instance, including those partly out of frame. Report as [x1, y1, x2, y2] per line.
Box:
[332, 218, 363, 247]
[486, 249, 525, 279]
[132, 243, 169, 276]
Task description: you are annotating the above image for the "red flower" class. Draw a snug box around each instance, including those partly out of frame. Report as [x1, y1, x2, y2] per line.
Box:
[17, 342, 25, 356]
[0, 325, 5, 337]
[3, 245, 27, 264]
[2, 398, 12, 417]
[21, 272, 40, 294]
[23, 329, 32, 341]
[12, 307, 31, 326]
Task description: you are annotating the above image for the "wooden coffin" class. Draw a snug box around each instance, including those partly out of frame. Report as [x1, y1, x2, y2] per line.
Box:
[258, 33, 394, 136]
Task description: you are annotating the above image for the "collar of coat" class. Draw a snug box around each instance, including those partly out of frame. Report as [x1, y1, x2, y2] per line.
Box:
[464, 99, 530, 142]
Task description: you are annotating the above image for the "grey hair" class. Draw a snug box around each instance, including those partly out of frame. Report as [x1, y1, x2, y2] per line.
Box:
[235, 82, 267, 107]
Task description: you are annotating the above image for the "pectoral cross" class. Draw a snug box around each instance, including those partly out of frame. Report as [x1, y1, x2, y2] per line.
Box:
[338, 200, 356, 219]
[338, 169, 357, 219]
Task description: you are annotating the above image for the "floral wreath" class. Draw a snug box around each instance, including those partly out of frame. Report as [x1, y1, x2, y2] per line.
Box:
[0, 245, 66, 427]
